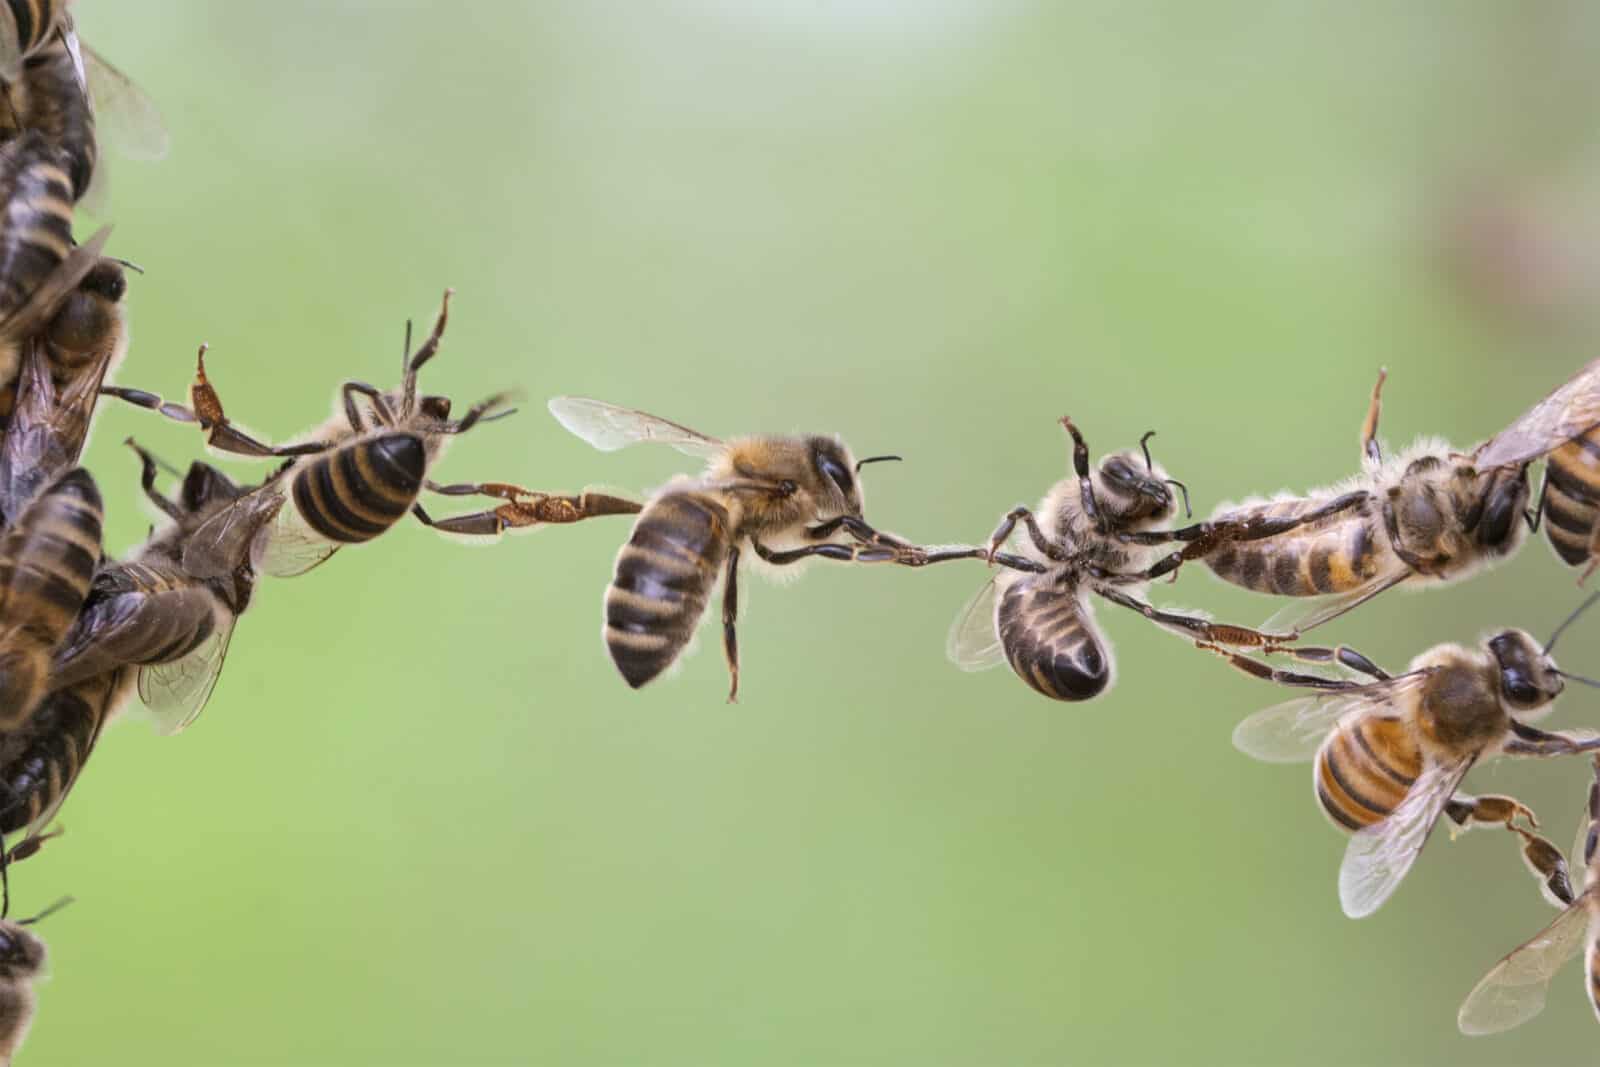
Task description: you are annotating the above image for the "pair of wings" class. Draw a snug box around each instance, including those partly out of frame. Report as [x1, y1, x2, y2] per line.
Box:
[177, 479, 341, 582]
[1231, 672, 1476, 918]
[548, 396, 724, 459]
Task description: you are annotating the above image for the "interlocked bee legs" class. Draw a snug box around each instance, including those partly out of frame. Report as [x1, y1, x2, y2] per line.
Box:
[723, 547, 741, 703]
[1194, 642, 1390, 688]
[412, 481, 642, 537]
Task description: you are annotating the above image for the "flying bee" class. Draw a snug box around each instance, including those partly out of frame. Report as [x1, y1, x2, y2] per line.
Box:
[0, 893, 70, 1067]
[0, 466, 99, 729]
[1459, 755, 1600, 1035]
[1226, 593, 1600, 918]
[1102, 362, 1600, 637]
[0, 3, 168, 204]
[47, 443, 261, 734]
[106, 290, 643, 580]
[948, 417, 1306, 701]
[549, 395, 972, 701]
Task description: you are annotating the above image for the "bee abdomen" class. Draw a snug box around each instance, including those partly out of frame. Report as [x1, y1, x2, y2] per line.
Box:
[1314, 716, 1418, 833]
[0, 672, 103, 836]
[1542, 436, 1600, 567]
[0, 132, 73, 323]
[1208, 512, 1380, 596]
[995, 576, 1110, 701]
[292, 432, 424, 544]
[604, 492, 729, 689]
[17, 33, 93, 199]
[1, 2, 62, 62]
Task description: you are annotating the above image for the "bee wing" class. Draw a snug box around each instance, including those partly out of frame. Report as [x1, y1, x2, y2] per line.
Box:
[547, 397, 723, 458]
[181, 486, 287, 579]
[1458, 898, 1591, 1035]
[253, 496, 341, 578]
[1339, 755, 1474, 919]
[1472, 360, 1600, 470]
[0, 226, 111, 343]
[1231, 673, 1429, 764]
[137, 612, 236, 736]
[1261, 571, 1409, 637]
[946, 574, 1006, 671]
[82, 44, 170, 161]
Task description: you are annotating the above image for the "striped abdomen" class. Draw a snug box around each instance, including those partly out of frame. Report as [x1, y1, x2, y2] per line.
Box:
[1586, 919, 1600, 1026]
[0, 131, 72, 329]
[0, 1, 63, 65]
[1541, 432, 1600, 568]
[291, 431, 424, 544]
[0, 668, 119, 836]
[995, 574, 1110, 701]
[604, 491, 730, 689]
[1207, 499, 1385, 596]
[14, 29, 93, 199]
[1313, 714, 1422, 832]
[0, 466, 100, 726]
[49, 560, 220, 689]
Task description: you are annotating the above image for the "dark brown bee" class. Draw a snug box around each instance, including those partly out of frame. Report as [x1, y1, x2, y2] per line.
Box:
[0, 668, 124, 850]
[0, 893, 69, 1066]
[0, 466, 99, 729]
[1227, 594, 1600, 918]
[0, 3, 167, 203]
[1109, 363, 1600, 637]
[1460, 755, 1600, 1035]
[949, 417, 1293, 702]
[110, 291, 641, 579]
[549, 396, 949, 701]
[48, 444, 260, 734]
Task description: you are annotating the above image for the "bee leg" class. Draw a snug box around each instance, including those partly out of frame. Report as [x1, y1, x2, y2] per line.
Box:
[1526, 470, 1548, 534]
[749, 538, 896, 565]
[1092, 585, 1299, 649]
[2, 826, 60, 867]
[123, 439, 185, 522]
[439, 391, 520, 435]
[401, 289, 453, 415]
[722, 548, 740, 703]
[418, 482, 641, 533]
[985, 507, 1067, 564]
[147, 346, 331, 459]
[98, 385, 200, 426]
[1059, 416, 1108, 535]
[1253, 643, 1390, 681]
[1360, 367, 1387, 465]
[341, 380, 392, 431]
[1444, 796, 1573, 907]
[1191, 640, 1358, 690]
[1503, 720, 1600, 757]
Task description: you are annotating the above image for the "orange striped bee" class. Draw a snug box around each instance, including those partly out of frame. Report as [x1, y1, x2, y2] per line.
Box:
[1459, 755, 1600, 1035]
[1226, 595, 1600, 918]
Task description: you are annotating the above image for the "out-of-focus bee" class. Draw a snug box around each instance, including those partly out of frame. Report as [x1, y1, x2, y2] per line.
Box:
[1534, 423, 1600, 583]
[109, 291, 643, 578]
[549, 396, 969, 701]
[0, 2, 168, 204]
[1459, 755, 1600, 1035]
[48, 443, 259, 734]
[948, 417, 1295, 702]
[1118, 362, 1600, 637]
[1226, 594, 1600, 918]
[0, 893, 69, 1066]
[0, 466, 100, 729]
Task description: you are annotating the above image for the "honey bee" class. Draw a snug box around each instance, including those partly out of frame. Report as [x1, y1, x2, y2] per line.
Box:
[0, 466, 100, 729]
[1226, 593, 1600, 918]
[109, 291, 642, 580]
[47, 443, 259, 734]
[948, 417, 1297, 702]
[1118, 363, 1600, 637]
[1459, 755, 1600, 1035]
[0, 2, 168, 203]
[0, 893, 69, 1066]
[548, 396, 963, 701]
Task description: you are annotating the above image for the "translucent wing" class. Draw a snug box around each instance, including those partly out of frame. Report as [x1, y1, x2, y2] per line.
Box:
[1340, 756, 1474, 918]
[83, 45, 169, 161]
[1262, 571, 1409, 637]
[1475, 359, 1600, 470]
[1231, 673, 1429, 764]
[946, 575, 1005, 671]
[547, 397, 723, 458]
[1458, 899, 1591, 1035]
[138, 612, 236, 736]
[0, 226, 111, 342]
[181, 485, 287, 579]
[254, 496, 342, 578]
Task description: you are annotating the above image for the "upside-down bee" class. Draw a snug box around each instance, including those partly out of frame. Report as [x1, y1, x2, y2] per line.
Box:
[107, 291, 642, 579]
[1226, 594, 1600, 918]
[949, 417, 1295, 702]
[549, 396, 972, 701]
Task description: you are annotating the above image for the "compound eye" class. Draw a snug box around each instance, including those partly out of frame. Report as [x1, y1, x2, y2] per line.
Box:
[1502, 670, 1539, 707]
[818, 455, 854, 496]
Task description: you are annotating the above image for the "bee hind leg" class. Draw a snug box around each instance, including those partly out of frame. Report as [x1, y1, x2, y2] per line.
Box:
[1446, 797, 1573, 907]
[416, 482, 641, 535]
[1093, 585, 1302, 652]
[1360, 367, 1388, 465]
[722, 548, 740, 703]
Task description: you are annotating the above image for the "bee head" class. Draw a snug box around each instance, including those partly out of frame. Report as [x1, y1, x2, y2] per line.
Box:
[44, 259, 126, 365]
[1094, 450, 1177, 526]
[179, 462, 242, 516]
[0, 924, 43, 977]
[1487, 629, 1563, 712]
[806, 436, 866, 516]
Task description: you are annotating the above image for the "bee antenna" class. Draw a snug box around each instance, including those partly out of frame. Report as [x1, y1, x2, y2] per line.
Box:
[1164, 478, 1192, 518]
[1139, 430, 1157, 472]
[855, 454, 903, 473]
[123, 437, 183, 478]
[1558, 670, 1600, 690]
[110, 257, 144, 274]
[17, 896, 74, 926]
[1545, 592, 1600, 654]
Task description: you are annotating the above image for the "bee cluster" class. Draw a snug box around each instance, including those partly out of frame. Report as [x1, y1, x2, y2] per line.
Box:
[0, 4, 1595, 1060]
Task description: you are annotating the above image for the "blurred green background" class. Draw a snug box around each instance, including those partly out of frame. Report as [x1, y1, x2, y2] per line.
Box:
[22, 1, 1600, 1063]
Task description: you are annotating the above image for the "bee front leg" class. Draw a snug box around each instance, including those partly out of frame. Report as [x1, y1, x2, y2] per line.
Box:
[722, 548, 740, 703]
[984, 507, 1067, 564]
[1503, 720, 1600, 757]
[415, 481, 642, 535]
[1060, 416, 1108, 535]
